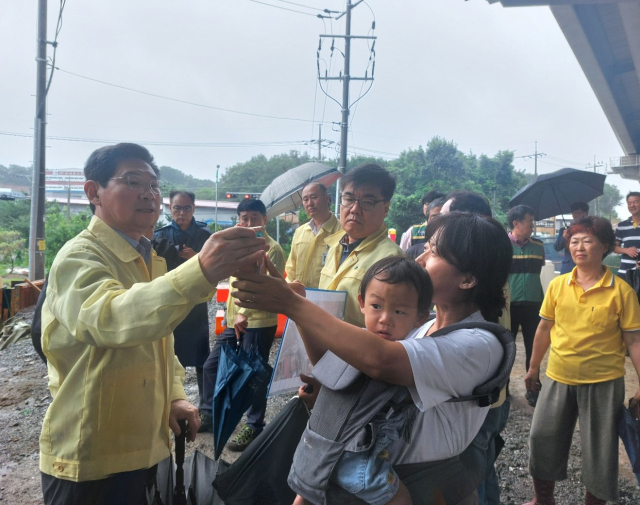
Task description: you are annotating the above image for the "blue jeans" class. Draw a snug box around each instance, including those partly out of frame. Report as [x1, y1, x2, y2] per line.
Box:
[476, 398, 511, 505]
[202, 326, 276, 434]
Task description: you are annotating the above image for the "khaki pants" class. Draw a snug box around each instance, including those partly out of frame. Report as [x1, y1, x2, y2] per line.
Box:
[529, 377, 624, 501]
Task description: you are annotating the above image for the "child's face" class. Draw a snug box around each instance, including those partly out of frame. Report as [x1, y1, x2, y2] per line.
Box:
[358, 278, 425, 341]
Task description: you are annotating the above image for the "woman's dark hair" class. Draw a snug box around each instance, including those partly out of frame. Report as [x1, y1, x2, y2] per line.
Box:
[341, 164, 397, 201]
[170, 190, 196, 205]
[237, 198, 267, 216]
[425, 212, 512, 322]
[84, 143, 160, 213]
[360, 257, 433, 317]
[566, 216, 615, 258]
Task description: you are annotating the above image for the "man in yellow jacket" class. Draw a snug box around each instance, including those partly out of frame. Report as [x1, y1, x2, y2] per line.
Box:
[39, 143, 268, 505]
[285, 182, 342, 288]
[319, 164, 403, 327]
[201, 198, 286, 450]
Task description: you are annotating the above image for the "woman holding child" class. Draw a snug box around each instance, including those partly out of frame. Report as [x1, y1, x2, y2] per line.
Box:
[232, 212, 513, 505]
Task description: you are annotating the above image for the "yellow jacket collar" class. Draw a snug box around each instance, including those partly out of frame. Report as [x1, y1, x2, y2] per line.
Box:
[325, 223, 389, 251]
[88, 216, 149, 263]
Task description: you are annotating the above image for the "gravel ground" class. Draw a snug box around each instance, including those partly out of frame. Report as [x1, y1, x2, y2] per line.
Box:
[0, 302, 639, 504]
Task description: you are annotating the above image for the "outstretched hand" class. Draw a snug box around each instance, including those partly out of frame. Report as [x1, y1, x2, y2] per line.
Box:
[231, 255, 298, 316]
[198, 227, 269, 286]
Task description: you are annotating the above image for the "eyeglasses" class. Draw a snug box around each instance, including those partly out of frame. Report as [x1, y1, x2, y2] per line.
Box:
[110, 175, 164, 195]
[172, 205, 193, 213]
[340, 194, 388, 211]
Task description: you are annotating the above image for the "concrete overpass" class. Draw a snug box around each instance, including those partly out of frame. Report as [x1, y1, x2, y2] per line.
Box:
[488, 0, 640, 180]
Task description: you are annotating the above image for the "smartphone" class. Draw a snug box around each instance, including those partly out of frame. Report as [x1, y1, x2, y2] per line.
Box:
[248, 226, 264, 238]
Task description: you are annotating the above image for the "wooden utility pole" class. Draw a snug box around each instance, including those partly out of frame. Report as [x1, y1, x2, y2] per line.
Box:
[29, 0, 47, 280]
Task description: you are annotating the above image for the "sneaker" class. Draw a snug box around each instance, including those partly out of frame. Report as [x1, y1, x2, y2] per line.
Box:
[198, 412, 213, 433]
[227, 425, 256, 452]
[525, 390, 539, 408]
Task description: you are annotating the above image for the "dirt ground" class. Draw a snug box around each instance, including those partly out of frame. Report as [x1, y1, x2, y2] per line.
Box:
[1, 310, 639, 504]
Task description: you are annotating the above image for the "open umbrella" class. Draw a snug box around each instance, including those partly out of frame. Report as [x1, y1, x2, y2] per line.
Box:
[509, 168, 606, 221]
[260, 162, 342, 218]
[213, 344, 273, 460]
[618, 401, 640, 486]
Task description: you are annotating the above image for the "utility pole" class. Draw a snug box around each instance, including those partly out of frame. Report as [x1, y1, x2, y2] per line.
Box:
[66, 177, 71, 223]
[319, 0, 375, 215]
[29, 0, 47, 281]
[516, 141, 546, 178]
[318, 124, 322, 161]
[589, 155, 605, 216]
[214, 164, 220, 232]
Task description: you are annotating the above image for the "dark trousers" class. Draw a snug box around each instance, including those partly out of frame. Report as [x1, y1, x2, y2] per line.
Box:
[41, 466, 157, 505]
[476, 398, 511, 505]
[510, 303, 541, 371]
[202, 325, 276, 434]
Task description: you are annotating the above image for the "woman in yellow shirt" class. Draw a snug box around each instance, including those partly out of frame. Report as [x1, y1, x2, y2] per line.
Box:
[523, 216, 640, 505]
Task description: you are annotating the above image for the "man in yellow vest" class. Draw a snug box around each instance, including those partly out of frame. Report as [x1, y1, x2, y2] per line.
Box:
[285, 182, 342, 288]
[319, 164, 404, 326]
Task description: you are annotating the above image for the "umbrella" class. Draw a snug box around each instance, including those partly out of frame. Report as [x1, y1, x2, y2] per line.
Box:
[260, 162, 342, 218]
[150, 421, 228, 504]
[508, 168, 606, 221]
[213, 344, 273, 460]
[213, 396, 310, 504]
[618, 401, 640, 486]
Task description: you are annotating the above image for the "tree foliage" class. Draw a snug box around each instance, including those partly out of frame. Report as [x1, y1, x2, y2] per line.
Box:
[44, 203, 91, 269]
[596, 183, 622, 220]
[0, 229, 26, 273]
[385, 138, 526, 231]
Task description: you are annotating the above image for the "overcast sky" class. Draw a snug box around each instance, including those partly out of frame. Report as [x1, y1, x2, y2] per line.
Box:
[1, 0, 636, 215]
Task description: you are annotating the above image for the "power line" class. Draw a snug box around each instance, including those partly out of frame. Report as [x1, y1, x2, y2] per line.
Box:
[55, 67, 322, 124]
[272, 0, 326, 12]
[0, 130, 312, 148]
[247, 0, 320, 17]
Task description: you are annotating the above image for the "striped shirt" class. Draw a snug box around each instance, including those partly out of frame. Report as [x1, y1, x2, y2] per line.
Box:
[614, 217, 640, 276]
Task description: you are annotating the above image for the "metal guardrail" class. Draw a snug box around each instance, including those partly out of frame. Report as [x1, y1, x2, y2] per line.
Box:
[611, 155, 640, 167]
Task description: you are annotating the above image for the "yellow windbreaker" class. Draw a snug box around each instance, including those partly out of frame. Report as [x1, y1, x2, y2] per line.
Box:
[284, 214, 342, 288]
[319, 225, 404, 326]
[40, 216, 216, 482]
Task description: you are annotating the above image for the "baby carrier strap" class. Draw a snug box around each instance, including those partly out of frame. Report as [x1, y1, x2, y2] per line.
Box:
[429, 321, 515, 407]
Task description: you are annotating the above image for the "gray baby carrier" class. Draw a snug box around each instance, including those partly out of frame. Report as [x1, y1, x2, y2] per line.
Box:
[287, 321, 516, 505]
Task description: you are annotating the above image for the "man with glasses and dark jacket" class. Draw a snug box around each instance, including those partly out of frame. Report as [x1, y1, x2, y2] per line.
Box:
[319, 164, 404, 327]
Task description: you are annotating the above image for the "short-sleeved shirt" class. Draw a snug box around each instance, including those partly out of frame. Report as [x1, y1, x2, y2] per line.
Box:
[615, 217, 640, 277]
[388, 312, 503, 464]
[540, 267, 640, 385]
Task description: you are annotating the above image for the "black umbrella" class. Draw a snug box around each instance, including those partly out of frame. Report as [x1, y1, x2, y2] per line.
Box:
[213, 396, 310, 504]
[509, 168, 606, 221]
[149, 420, 228, 505]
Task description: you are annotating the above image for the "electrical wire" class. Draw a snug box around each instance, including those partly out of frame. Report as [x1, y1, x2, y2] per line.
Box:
[0, 130, 312, 148]
[248, 0, 320, 17]
[55, 67, 321, 124]
[272, 0, 326, 12]
[38, 0, 67, 117]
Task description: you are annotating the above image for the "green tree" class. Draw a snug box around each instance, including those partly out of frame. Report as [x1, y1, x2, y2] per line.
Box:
[0, 229, 26, 272]
[0, 198, 31, 241]
[596, 183, 622, 220]
[44, 203, 91, 269]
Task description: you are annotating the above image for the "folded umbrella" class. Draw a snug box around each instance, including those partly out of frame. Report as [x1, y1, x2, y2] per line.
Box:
[509, 167, 605, 221]
[213, 344, 273, 460]
[150, 421, 228, 504]
[214, 396, 310, 504]
[618, 401, 640, 486]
